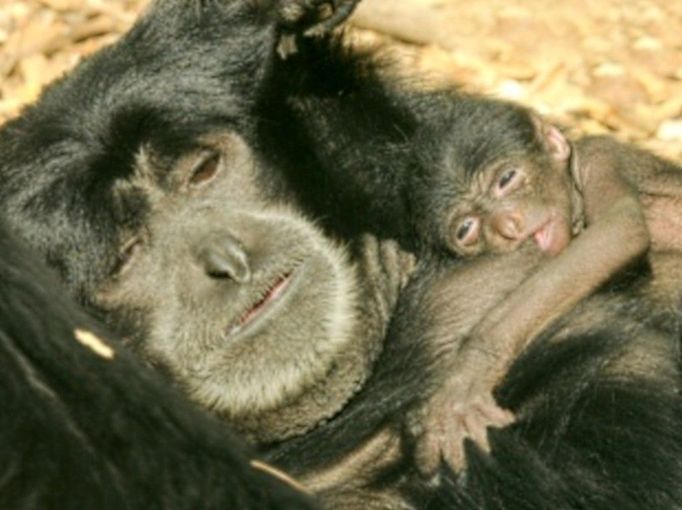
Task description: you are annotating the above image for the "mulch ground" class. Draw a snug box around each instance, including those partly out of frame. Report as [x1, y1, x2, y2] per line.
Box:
[2, 0, 681, 158]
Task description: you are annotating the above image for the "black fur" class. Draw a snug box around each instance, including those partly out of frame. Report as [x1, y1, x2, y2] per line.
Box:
[1, 0, 682, 508]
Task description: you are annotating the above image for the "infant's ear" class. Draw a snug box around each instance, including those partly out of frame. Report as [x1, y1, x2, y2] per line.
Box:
[545, 124, 571, 162]
[531, 113, 571, 162]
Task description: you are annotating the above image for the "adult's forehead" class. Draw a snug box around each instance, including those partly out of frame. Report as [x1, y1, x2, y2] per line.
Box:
[0, 85, 249, 299]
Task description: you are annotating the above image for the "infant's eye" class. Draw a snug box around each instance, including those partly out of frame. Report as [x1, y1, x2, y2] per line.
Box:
[493, 167, 524, 198]
[498, 169, 517, 190]
[452, 216, 479, 250]
[112, 236, 142, 276]
[456, 218, 474, 241]
[189, 151, 221, 186]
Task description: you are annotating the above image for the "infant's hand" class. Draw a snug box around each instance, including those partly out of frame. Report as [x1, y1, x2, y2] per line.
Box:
[412, 371, 515, 476]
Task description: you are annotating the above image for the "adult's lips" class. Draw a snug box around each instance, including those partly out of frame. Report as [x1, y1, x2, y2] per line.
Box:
[228, 270, 294, 337]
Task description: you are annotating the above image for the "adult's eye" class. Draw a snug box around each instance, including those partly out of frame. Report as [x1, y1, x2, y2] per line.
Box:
[189, 151, 221, 187]
[112, 236, 142, 276]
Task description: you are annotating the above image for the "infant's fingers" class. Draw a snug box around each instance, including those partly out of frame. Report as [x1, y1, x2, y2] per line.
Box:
[463, 409, 491, 453]
[486, 402, 516, 428]
[443, 418, 467, 472]
[415, 433, 441, 476]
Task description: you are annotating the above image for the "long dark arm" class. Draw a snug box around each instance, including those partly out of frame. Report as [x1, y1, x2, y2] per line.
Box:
[256, 35, 460, 249]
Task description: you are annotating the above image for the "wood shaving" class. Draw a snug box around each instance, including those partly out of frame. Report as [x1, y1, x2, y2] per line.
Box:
[1, 0, 681, 159]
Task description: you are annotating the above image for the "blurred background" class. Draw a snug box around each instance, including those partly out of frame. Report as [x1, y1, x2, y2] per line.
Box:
[1, 0, 681, 158]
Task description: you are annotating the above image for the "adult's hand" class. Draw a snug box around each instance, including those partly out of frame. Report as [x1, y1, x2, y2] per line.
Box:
[277, 0, 361, 35]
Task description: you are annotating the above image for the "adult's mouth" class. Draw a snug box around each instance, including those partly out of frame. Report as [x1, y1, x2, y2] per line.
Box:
[228, 269, 295, 338]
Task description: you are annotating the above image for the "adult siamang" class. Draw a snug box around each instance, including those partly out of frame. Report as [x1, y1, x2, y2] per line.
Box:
[1, 0, 681, 509]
